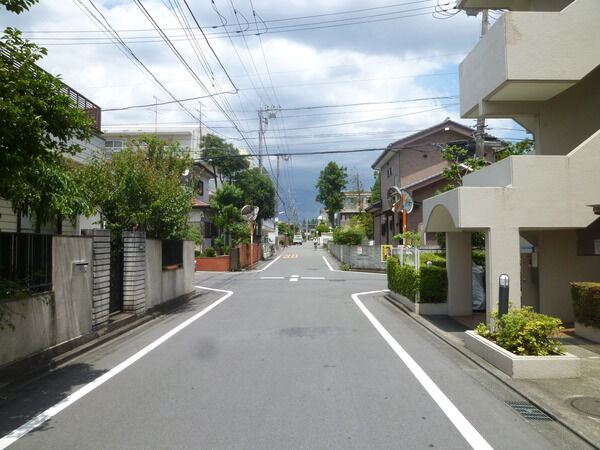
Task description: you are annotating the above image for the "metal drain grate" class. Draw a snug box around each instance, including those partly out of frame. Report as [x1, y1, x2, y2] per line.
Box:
[506, 401, 553, 421]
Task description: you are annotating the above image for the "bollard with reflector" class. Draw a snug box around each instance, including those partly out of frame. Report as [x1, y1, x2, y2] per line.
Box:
[498, 274, 509, 319]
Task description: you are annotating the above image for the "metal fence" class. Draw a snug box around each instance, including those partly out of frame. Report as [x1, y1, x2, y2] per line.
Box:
[392, 246, 421, 269]
[162, 240, 183, 268]
[0, 232, 53, 291]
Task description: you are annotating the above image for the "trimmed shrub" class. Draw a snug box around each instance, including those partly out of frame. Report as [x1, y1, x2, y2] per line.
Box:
[387, 257, 419, 301]
[421, 253, 446, 268]
[332, 226, 364, 246]
[204, 247, 216, 257]
[342, 264, 351, 271]
[419, 265, 447, 303]
[475, 307, 564, 356]
[472, 250, 485, 267]
[570, 282, 600, 328]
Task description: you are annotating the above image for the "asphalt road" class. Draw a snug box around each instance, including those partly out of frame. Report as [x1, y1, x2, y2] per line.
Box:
[0, 245, 592, 449]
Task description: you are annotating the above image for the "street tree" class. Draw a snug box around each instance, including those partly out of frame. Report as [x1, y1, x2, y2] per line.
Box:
[495, 139, 534, 161]
[439, 144, 488, 192]
[315, 161, 348, 225]
[0, 28, 95, 229]
[209, 183, 245, 247]
[370, 171, 381, 203]
[234, 168, 276, 222]
[201, 134, 249, 185]
[1, 0, 38, 13]
[82, 136, 194, 240]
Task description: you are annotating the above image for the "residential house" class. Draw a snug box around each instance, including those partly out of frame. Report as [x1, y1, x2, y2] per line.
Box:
[370, 119, 502, 246]
[0, 84, 104, 235]
[423, 0, 600, 322]
[334, 191, 372, 228]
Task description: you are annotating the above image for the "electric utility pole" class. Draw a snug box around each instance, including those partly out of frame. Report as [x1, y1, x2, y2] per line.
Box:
[257, 106, 280, 172]
[475, 9, 489, 158]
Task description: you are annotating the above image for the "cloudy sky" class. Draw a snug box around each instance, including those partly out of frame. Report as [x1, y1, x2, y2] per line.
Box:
[1, 0, 528, 222]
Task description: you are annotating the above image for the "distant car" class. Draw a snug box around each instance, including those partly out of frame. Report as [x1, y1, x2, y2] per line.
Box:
[293, 235, 303, 245]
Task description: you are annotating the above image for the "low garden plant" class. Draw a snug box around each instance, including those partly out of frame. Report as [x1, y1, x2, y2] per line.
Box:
[341, 264, 351, 271]
[387, 254, 447, 303]
[570, 282, 600, 328]
[475, 307, 564, 356]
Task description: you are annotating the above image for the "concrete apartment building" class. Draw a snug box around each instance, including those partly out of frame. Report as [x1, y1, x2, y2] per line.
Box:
[423, 0, 600, 322]
[334, 191, 372, 228]
[370, 119, 501, 246]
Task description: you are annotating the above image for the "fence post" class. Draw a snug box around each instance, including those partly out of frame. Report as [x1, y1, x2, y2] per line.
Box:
[82, 229, 111, 327]
[123, 231, 146, 314]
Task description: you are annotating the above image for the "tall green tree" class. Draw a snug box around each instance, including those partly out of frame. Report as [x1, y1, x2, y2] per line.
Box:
[82, 136, 194, 240]
[495, 139, 534, 161]
[1, 0, 39, 14]
[439, 145, 488, 192]
[0, 27, 95, 229]
[315, 161, 348, 225]
[201, 134, 249, 185]
[234, 168, 276, 222]
[209, 183, 245, 246]
[370, 170, 381, 203]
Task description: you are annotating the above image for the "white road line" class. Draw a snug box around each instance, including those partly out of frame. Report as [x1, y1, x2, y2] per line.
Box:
[260, 276, 285, 280]
[0, 286, 233, 450]
[321, 256, 386, 275]
[255, 255, 281, 272]
[290, 276, 299, 282]
[301, 277, 325, 280]
[351, 290, 493, 450]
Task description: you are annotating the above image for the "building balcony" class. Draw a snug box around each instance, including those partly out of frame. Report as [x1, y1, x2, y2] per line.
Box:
[424, 129, 600, 232]
[459, 0, 599, 118]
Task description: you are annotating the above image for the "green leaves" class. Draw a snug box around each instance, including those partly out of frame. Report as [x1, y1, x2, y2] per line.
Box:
[315, 161, 348, 224]
[233, 168, 276, 221]
[201, 134, 249, 183]
[439, 145, 488, 191]
[476, 307, 564, 356]
[82, 137, 194, 240]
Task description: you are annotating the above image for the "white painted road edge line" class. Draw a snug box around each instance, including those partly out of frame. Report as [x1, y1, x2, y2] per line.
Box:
[321, 256, 386, 275]
[260, 276, 285, 280]
[301, 277, 325, 280]
[351, 290, 493, 450]
[0, 286, 234, 450]
[255, 255, 281, 272]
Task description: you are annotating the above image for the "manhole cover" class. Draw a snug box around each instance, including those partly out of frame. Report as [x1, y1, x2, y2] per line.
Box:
[570, 397, 600, 418]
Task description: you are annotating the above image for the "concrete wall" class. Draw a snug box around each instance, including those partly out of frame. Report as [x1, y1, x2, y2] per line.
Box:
[145, 239, 195, 310]
[0, 236, 93, 368]
[329, 243, 386, 271]
[537, 230, 600, 323]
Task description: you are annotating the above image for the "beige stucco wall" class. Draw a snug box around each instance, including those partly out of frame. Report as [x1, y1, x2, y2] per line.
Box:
[460, 0, 600, 117]
[538, 230, 600, 322]
[0, 236, 93, 368]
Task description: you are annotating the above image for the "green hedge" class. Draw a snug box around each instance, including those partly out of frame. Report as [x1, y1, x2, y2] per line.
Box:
[332, 226, 364, 245]
[420, 253, 446, 267]
[472, 250, 485, 267]
[387, 256, 447, 303]
[570, 282, 600, 328]
[419, 265, 448, 303]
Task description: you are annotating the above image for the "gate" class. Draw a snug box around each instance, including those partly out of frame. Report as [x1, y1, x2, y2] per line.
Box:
[109, 236, 124, 313]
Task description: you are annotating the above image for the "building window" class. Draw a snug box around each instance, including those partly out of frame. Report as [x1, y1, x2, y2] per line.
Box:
[387, 167, 393, 177]
[197, 180, 204, 196]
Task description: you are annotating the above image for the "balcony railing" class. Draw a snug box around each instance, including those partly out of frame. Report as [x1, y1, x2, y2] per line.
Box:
[1, 44, 101, 131]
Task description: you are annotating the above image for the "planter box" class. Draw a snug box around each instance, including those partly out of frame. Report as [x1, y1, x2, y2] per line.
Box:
[464, 330, 580, 379]
[388, 291, 448, 315]
[195, 256, 230, 272]
[575, 321, 600, 343]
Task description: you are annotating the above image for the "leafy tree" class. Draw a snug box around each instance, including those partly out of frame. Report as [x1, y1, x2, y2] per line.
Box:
[201, 134, 249, 185]
[209, 183, 245, 246]
[1, 0, 39, 14]
[234, 168, 276, 222]
[370, 171, 381, 203]
[495, 139, 534, 161]
[349, 212, 374, 239]
[82, 136, 194, 239]
[439, 145, 488, 192]
[315, 223, 330, 234]
[0, 28, 95, 228]
[315, 161, 348, 225]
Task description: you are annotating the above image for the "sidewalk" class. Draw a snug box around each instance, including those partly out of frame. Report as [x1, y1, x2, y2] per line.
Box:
[384, 295, 600, 449]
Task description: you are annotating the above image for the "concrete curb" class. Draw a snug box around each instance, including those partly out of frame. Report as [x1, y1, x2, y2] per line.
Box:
[0, 291, 203, 395]
[383, 293, 600, 450]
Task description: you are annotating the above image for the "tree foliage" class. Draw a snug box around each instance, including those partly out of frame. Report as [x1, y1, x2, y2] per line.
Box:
[495, 139, 534, 161]
[369, 171, 381, 204]
[439, 145, 488, 192]
[0, 0, 38, 14]
[315, 161, 348, 225]
[234, 168, 276, 221]
[349, 212, 373, 239]
[209, 183, 246, 245]
[201, 134, 249, 184]
[0, 28, 95, 227]
[82, 137, 194, 239]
